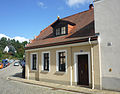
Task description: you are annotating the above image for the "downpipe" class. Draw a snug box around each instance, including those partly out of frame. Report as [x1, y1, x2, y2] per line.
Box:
[88, 37, 94, 89]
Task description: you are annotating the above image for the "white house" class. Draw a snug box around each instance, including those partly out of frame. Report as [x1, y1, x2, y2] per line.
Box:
[94, 0, 120, 91]
[3, 45, 17, 53]
[3, 46, 9, 53]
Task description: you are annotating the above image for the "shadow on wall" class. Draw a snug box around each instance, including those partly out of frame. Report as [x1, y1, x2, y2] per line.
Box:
[102, 77, 120, 92]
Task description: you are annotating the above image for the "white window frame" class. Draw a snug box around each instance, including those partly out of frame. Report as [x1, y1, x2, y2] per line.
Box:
[56, 28, 60, 36]
[61, 27, 66, 34]
[56, 50, 67, 72]
[30, 52, 38, 71]
[74, 52, 91, 84]
[41, 51, 50, 72]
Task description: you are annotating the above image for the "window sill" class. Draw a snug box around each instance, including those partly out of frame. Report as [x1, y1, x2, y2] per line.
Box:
[41, 70, 49, 73]
[30, 69, 38, 72]
[55, 71, 66, 74]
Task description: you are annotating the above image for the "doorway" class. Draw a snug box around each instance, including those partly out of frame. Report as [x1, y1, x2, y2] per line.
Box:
[77, 54, 89, 85]
[74, 52, 91, 86]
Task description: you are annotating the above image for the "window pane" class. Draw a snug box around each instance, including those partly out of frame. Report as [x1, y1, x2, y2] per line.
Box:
[56, 28, 60, 36]
[43, 53, 49, 71]
[61, 27, 66, 34]
[58, 52, 66, 72]
[32, 54, 37, 70]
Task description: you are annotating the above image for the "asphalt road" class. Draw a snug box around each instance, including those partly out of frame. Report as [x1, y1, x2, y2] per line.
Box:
[0, 60, 82, 94]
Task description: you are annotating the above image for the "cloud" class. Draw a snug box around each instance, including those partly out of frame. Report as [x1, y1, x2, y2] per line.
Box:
[66, 0, 90, 7]
[0, 34, 10, 39]
[37, 1, 47, 8]
[13, 36, 29, 43]
[0, 33, 29, 43]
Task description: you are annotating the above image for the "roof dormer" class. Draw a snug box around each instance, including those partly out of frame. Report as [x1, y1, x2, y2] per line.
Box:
[51, 18, 76, 37]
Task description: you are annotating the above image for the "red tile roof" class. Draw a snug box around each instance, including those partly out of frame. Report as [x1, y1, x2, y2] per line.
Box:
[25, 9, 96, 50]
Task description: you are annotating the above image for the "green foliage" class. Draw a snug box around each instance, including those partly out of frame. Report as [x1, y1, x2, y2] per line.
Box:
[0, 50, 2, 59]
[0, 37, 28, 59]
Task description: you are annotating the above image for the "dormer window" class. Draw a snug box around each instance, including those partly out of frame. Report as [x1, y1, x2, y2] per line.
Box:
[56, 28, 60, 36]
[61, 27, 66, 34]
[55, 26, 67, 36]
[51, 19, 76, 37]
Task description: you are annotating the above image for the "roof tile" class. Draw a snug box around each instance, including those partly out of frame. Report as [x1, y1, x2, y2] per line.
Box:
[26, 9, 95, 49]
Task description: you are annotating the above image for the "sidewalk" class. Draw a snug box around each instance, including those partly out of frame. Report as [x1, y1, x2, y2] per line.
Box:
[8, 77, 120, 94]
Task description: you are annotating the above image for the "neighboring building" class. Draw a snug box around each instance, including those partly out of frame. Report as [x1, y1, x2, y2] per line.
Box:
[94, 0, 120, 91]
[25, 5, 101, 89]
[3, 45, 17, 54]
[3, 46, 9, 53]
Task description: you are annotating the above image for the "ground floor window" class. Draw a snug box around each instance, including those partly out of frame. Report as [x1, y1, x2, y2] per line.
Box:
[31, 53, 37, 70]
[42, 52, 50, 71]
[56, 50, 67, 72]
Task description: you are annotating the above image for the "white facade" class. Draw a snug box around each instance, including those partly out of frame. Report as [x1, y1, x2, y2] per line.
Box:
[94, 0, 120, 91]
[3, 46, 9, 53]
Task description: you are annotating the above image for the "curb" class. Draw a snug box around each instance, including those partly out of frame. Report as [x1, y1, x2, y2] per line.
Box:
[8, 77, 90, 94]
[7, 77, 120, 94]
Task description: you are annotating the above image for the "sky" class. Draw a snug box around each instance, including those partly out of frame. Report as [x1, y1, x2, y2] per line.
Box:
[0, 0, 92, 42]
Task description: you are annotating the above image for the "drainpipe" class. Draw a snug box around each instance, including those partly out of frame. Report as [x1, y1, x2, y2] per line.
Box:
[88, 37, 94, 89]
[26, 52, 29, 80]
[27, 65, 29, 79]
[70, 47, 72, 86]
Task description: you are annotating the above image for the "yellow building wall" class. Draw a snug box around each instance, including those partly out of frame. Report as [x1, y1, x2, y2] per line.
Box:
[93, 44, 101, 89]
[39, 47, 71, 85]
[25, 43, 100, 88]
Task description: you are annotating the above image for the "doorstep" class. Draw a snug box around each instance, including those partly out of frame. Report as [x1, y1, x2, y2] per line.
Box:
[7, 77, 120, 94]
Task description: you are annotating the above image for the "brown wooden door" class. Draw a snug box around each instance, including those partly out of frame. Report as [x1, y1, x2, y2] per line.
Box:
[77, 54, 89, 85]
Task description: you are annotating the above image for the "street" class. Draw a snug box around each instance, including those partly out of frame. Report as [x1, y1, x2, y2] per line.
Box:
[0, 61, 82, 94]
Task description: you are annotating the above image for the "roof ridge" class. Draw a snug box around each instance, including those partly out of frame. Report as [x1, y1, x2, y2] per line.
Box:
[36, 9, 93, 40]
[62, 9, 91, 20]
[41, 9, 91, 33]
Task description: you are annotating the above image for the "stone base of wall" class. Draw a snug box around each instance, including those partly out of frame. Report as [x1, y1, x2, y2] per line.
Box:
[40, 78, 70, 85]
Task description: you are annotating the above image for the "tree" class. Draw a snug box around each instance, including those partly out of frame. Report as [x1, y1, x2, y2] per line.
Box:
[0, 37, 28, 59]
[22, 41, 28, 47]
[0, 50, 2, 59]
[0, 37, 8, 51]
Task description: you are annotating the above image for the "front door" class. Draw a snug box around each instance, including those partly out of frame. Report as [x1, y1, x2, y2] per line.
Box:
[77, 54, 89, 85]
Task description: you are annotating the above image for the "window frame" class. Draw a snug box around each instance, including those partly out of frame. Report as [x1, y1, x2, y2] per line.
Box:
[61, 26, 66, 35]
[56, 28, 60, 36]
[55, 25, 67, 36]
[56, 50, 67, 72]
[31, 53, 38, 71]
[42, 51, 50, 72]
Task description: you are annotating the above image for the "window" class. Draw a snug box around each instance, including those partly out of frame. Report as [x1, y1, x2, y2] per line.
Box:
[61, 27, 66, 34]
[31, 53, 37, 70]
[42, 52, 50, 71]
[56, 50, 67, 72]
[56, 28, 60, 36]
[55, 26, 66, 36]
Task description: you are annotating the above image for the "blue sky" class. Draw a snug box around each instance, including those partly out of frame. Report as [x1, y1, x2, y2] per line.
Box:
[0, 0, 92, 41]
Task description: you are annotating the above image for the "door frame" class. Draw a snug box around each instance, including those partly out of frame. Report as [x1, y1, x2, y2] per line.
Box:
[74, 52, 91, 85]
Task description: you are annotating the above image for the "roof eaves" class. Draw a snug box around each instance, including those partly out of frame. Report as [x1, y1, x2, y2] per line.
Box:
[25, 36, 98, 50]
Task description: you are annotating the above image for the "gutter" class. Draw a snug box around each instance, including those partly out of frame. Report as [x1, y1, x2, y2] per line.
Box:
[25, 36, 98, 50]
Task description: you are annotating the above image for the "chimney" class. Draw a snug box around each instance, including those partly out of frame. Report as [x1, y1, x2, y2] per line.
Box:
[89, 4, 94, 10]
